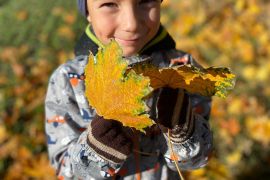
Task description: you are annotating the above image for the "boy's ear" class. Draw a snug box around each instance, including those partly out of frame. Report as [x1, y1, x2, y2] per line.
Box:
[87, 14, 91, 23]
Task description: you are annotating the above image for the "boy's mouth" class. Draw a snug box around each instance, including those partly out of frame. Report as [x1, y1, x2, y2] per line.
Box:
[114, 37, 140, 46]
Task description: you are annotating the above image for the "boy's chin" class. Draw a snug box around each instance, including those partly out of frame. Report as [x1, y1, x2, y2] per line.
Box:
[121, 47, 141, 57]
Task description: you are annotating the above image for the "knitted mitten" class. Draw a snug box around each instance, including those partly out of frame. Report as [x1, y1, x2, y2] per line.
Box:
[87, 115, 133, 164]
[157, 87, 195, 143]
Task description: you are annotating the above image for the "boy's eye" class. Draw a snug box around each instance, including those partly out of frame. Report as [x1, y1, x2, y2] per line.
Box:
[101, 2, 118, 8]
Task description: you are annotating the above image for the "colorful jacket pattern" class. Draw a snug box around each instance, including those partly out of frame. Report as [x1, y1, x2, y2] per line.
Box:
[45, 26, 213, 180]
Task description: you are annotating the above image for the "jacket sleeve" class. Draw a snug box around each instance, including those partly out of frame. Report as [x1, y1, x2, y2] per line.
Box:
[162, 114, 213, 170]
[45, 63, 123, 179]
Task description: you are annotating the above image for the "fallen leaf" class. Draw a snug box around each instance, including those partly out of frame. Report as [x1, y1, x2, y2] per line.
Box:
[133, 63, 236, 98]
[85, 40, 154, 132]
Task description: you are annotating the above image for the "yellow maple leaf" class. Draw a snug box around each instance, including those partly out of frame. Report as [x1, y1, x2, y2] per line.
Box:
[133, 63, 236, 98]
[85, 40, 154, 132]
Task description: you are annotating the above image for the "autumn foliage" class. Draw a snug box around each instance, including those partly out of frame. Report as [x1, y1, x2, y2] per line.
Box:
[0, 0, 270, 179]
[85, 40, 235, 132]
[85, 41, 154, 132]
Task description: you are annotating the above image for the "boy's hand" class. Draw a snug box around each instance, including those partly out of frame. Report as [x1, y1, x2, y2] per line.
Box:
[87, 115, 133, 164]
[157, 87, 195, 143]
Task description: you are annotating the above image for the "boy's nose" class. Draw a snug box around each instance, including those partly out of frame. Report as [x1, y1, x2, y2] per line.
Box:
[121, 8, 140, 32]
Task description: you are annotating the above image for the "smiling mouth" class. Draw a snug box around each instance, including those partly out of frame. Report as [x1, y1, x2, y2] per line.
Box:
[114, 37, 140, 46]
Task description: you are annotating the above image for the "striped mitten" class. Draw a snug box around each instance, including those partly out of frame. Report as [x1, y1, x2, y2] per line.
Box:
[157, 87, 195, 143]
[87, 115, 133, 164]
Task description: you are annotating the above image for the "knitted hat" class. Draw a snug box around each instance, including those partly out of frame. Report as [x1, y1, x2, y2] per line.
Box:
[77, 0, 163, 17]
[77, 0, 88, 17]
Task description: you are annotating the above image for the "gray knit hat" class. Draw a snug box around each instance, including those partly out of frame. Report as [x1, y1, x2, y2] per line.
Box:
[77, 0, 163, 17]
[77, 0, 87, 17]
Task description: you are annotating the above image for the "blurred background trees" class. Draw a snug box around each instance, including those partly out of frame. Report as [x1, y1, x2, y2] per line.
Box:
[0, 0, 269, 179]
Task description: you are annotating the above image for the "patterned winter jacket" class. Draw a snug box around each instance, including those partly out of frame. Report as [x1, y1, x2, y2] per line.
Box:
[45, 25, 213, 179]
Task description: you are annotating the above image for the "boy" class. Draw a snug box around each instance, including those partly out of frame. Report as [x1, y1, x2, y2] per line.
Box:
[45, 0, 213, 179]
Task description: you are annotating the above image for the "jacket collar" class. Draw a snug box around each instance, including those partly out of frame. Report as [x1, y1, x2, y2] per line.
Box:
[74, 24, 176, 57]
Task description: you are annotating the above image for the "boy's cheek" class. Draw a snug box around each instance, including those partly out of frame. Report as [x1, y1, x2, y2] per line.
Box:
[91, 26, 114, 44]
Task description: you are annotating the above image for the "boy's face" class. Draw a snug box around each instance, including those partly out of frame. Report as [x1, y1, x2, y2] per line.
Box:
[86, 0, 161, 56]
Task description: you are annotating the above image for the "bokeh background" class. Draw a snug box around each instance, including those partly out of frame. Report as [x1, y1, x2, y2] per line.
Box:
[0, 0, 269, 179]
